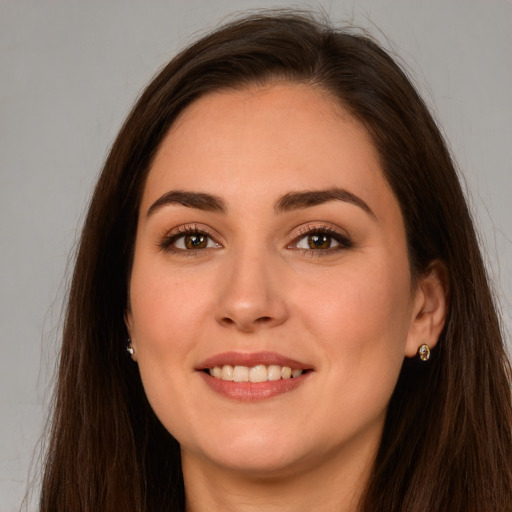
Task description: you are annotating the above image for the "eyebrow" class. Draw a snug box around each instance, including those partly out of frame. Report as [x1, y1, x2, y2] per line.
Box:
[147, 190, 226, 216]
[147, 187, 375, 219]
[275, 188, 376, 219]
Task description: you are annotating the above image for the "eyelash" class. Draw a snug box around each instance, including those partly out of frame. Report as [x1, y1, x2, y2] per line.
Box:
[158, 224, 352, 256]
[289, 225, 352, 255]
[158, 224, 219, 255]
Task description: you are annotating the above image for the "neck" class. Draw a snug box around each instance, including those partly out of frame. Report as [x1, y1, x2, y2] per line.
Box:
[182, 434, 378, 512]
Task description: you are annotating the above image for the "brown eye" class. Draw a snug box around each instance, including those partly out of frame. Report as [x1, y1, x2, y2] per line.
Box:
[168, 231, 220, 251]
[295, 232, 341, 251]
[307, 234, 333, 250]
[184, 234, 208, 249]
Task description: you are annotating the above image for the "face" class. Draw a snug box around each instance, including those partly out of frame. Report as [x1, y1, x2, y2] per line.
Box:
[126, 84, 424, 478]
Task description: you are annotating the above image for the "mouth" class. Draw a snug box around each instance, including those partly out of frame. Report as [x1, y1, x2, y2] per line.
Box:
[197, 352, 313, 401]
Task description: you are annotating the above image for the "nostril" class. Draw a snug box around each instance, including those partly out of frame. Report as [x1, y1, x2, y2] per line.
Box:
[219, 315, 273, 328]
[256, 316, 272, 324]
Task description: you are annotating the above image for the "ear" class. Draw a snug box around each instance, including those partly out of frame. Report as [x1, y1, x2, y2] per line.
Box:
[405, 260, 450, 358]
[124, 307, 137, 361]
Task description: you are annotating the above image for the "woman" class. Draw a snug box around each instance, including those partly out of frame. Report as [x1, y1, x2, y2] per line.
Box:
[40, 11, 512, 512]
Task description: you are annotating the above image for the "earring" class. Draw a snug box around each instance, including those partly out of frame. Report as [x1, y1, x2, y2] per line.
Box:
[126, 338, 135, 360]
[418, 343, 431, 362]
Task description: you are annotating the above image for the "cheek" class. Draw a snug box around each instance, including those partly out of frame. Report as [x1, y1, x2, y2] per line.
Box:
[299, 269, 410, 439]
[296, 256, 412, 391]
[128, 255, 223, 419]
[303, 258, 410, 334]
[130, 256, 214, 346]
[128, 260, 212, 430]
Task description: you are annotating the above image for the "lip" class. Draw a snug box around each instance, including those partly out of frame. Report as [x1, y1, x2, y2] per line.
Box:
[197, 351, 312, 371]
[196, 351, 314, 402]
[198, 371, 312, 401]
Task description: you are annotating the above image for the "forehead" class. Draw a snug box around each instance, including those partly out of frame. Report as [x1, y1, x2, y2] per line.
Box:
[141, 83, 397, 220]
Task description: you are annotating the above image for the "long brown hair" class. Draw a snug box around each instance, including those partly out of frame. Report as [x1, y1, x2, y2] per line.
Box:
[40, 10, 512, 511]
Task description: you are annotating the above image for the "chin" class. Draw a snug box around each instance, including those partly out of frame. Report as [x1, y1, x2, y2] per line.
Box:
[183, 428, 313, 477]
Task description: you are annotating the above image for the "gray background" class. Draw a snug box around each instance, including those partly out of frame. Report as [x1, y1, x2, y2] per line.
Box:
[1, 1, 511, 510]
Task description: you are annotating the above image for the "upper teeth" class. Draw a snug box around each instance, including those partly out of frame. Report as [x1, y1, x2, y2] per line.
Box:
[209, 364, 303, 382]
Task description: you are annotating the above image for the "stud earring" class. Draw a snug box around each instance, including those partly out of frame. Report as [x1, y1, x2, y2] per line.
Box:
[126, 338, 135, 360]
[418, 343, 431, 362]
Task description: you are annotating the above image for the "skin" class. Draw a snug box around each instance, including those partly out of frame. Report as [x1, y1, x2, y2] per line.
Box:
[126, 83, 447, 512]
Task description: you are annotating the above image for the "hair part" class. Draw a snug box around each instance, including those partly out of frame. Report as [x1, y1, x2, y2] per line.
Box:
[40, 9, 512, 512]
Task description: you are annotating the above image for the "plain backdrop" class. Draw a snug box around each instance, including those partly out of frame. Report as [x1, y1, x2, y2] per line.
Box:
[1, 1, 511, 510]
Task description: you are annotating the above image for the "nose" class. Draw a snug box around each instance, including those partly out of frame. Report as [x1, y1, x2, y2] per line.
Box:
[214, 249, 289, 332]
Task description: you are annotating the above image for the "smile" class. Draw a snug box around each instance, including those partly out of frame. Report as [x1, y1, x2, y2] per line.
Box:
[208, 364, 305, 382]
[198, 351, 313, 401]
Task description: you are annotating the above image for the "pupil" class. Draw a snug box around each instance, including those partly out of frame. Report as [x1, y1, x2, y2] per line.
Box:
[308, 234, 330, 249]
